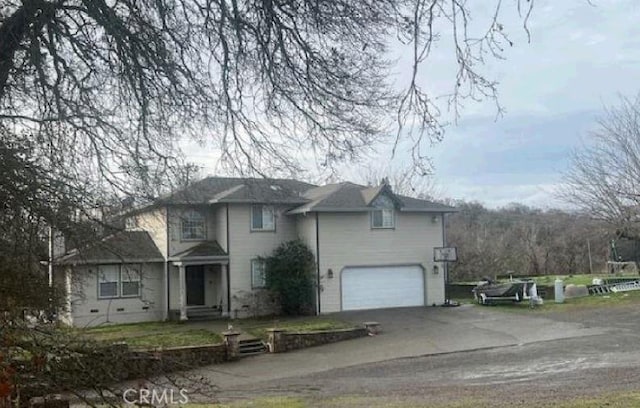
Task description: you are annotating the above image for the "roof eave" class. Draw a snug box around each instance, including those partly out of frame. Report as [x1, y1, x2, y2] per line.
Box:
[216, 198, 309, 204]
[168, 255, 230, 262]
[399, 207, 458, 213]
[56, 257, 166, 266]
[289, 207, 378, 214]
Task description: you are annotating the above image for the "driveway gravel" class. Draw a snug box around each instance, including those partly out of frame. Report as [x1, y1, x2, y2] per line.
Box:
[185, 304, 640, 405]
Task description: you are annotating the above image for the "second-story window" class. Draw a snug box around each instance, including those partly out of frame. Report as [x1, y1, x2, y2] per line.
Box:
[372, 208, 395, 228]
[181, 209, 206, 240]
[371, 194, 395, 229]
[251, 205, 275, 231]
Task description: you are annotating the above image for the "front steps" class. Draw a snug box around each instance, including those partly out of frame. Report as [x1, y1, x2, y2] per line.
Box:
[238, 338, 267, 357]
[169, 306, 223, 321]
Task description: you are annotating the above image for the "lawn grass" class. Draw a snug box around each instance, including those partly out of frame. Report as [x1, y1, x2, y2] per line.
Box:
[83, 321, 222, 349]
[238, 316, 356, 339]
[455, 273, 640, 287]
[476, 288, 640, 314]
[186, 391, 640, 408]
[190, 397, 307, 408]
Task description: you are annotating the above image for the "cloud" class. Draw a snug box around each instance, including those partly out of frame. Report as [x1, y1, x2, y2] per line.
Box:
[178, 0, 640, 211]
[425, 110, 599, 207]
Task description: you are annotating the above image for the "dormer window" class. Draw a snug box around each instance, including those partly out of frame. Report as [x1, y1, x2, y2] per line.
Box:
[181, 209, 206, 240]
[371, 194, 395, 229]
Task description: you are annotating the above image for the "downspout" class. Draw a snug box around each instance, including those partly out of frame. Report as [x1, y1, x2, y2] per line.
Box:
[441, 212, 448, 304]
[315, 212, 321, 315]
[165, 205, 170, 320]
[226, 203, 231, 315]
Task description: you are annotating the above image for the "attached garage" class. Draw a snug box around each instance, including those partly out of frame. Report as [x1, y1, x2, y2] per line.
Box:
[341, 265, 425, 311]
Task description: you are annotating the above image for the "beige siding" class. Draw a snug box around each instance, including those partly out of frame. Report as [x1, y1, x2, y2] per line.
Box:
[135, 208, 168, 258]
[167, 206, 219, 256]
[228, 204, 297, 316]
[69, 263, 165, 327]
[214, 205, 228, 252]
[296, 214, 317, 257]
[317, 212, 445, 313]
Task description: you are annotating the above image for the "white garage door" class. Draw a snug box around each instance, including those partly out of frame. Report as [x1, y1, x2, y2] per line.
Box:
[341, 265, 425, 311]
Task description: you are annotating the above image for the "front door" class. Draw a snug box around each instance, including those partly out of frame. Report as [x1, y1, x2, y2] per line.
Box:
[186, 265, 205, 306]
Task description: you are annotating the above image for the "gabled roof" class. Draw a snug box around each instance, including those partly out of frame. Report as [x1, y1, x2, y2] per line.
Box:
[289, 182, 456, 214]
[394, 194, 457, 212]
[156, 177, 316, 206]
[169, 241, 228, 261]
[131, 176, 454, 215]
[292, 182, 371, 213]
[56, 231, 164, 265]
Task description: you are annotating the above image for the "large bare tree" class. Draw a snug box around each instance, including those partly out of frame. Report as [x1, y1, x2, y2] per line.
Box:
[1, 0, 535, 190]
[1, 1, 536, 403]
[562, 94, 640, 239]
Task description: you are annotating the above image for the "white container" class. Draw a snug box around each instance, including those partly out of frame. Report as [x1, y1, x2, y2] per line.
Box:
[555, 279, 565, 303]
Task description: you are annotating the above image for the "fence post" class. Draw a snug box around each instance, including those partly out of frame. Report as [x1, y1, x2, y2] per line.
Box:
[223, 330, 241, 360]
[266, 328, 285, 353]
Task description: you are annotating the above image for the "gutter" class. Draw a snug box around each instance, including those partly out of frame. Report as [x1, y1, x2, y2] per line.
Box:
[57, 257, 166, 266]
[167, 256, 229, 262]
[441, 212, 449, 303]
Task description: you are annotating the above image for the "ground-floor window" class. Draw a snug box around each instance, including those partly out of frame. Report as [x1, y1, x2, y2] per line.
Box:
[251, 259, 266, 288]
[98, 264, 142, 299]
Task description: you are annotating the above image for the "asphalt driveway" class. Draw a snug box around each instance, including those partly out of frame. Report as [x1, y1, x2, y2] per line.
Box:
[192, 305, 609, 390]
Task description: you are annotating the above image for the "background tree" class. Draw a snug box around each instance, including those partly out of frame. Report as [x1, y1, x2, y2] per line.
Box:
[1, 0, 535, 191]
[447, 201, 609, 282]
[562, 94, 640, 240]
[355, 163, 442, 199]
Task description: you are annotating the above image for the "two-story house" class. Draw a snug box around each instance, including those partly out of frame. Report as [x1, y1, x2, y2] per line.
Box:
[55, 177, 456, 327]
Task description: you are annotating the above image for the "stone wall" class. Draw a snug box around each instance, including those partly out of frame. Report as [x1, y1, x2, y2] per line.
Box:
[127, 343, 228, 378]
[267, 327, 368, 353]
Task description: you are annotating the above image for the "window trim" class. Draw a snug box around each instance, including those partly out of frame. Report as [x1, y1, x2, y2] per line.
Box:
[371, 208, 395, 229]
[180, 209, 206, 241]
[97, 265, 120, 299]
[120, 265, 142, 298]
[250, 205, 276, 232]
[97, 264, 143, 299]
[251, 259, 267, 289]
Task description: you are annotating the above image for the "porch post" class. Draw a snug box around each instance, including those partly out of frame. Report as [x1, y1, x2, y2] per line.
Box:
[60, 266, 73, 326]
[220, 264, 229, 317]
[178, 264, 188, 321]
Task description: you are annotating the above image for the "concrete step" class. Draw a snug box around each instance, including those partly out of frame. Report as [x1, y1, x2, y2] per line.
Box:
[186, 307, 222, 319]
[238, 338, 267, 356]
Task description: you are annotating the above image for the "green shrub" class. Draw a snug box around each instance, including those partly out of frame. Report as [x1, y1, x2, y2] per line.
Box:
[263, 240, 316, 315]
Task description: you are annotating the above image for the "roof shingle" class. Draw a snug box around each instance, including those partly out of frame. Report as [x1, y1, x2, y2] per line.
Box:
[56, 231, 163, 264]
[170, 241, 228, 260]
[158, 177, 316, 205]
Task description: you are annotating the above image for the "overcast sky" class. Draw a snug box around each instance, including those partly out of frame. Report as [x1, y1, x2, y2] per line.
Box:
[185, 0, 640, 209]
[426, 0, 640, 208]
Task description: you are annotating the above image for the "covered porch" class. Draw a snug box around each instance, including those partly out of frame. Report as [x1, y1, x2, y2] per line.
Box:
[168, 241, 229, 321]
